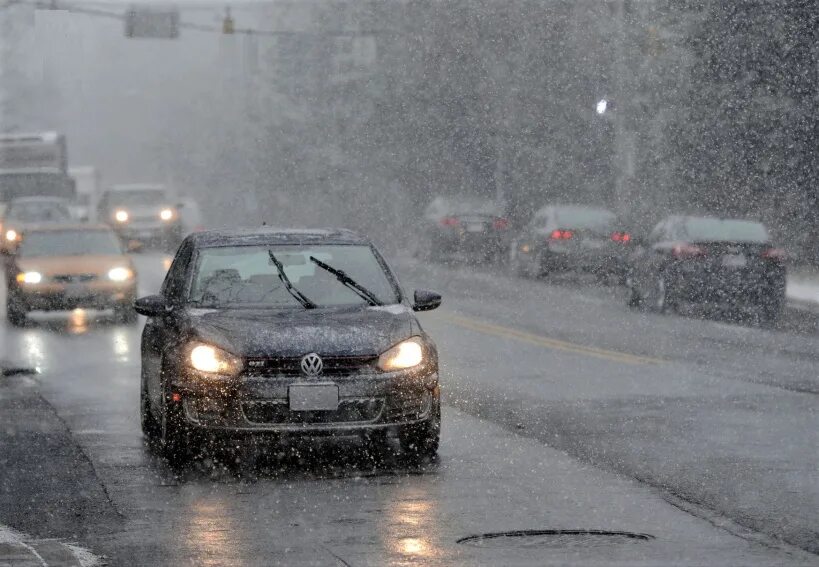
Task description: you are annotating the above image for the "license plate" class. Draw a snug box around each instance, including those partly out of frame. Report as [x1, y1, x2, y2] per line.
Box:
[288, 383, 339, 411]
[583, 240, 606, 249]
[466, 223, 485, 233]
[722, 254, 747, 268]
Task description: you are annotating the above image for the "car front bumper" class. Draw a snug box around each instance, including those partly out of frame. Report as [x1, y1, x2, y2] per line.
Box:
[17, 282, 137, 311]
[171, 369, 440, 434]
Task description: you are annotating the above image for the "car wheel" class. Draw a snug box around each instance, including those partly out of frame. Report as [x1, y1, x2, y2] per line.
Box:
[758, 301, 782, 328]
[646, 275, 673, 314]
[6, 291, 27, 327]
[398, 396, 440, 461]
[140, 372, 159, 440]
[160, 395, 197, 466]
[626, 277, 643, 309]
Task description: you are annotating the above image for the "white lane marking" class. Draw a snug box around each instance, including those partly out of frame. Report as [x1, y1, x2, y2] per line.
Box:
[64, 543, 103, 567]
[0, 524, 47, 567]
[0, 524, 103, 567]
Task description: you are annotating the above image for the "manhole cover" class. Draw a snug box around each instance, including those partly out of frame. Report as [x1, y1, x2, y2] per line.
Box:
[457, 530, 654, 549]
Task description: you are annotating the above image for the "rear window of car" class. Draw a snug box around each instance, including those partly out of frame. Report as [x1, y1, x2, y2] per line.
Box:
[553, 207, 617, 232]
[681, 218, 769, 243]
[19, 230, 123, 257]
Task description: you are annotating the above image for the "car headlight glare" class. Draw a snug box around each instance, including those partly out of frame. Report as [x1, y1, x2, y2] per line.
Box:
[378, 337, 424, 371]
[16, 271, 42, 284]
[189, 343, 242, 375]
[5, 229, 18, 242]
[159, 208, 174, 221]
[114, 210, 129, 223]
[107, 267, 133, 282]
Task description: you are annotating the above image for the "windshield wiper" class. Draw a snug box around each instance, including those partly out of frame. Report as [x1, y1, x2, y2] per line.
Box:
[268, 250, 316, 309]
[309, 256, 383, 306]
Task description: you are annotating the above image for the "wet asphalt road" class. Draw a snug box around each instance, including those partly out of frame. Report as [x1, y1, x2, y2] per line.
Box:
[0, 252, 817, 565]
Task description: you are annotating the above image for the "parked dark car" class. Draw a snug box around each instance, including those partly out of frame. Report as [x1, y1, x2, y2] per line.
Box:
[626, 215, 786, 322]
[420, 195, 509, 264]
[136, 228, 442, 464]
[510, 205, 633, 280]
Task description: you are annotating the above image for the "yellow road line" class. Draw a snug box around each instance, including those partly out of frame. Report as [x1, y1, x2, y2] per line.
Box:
[436, 312, 665, 366]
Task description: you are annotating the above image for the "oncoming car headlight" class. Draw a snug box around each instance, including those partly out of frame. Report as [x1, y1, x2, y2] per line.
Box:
[16, 271, 42, 284]
[188, 343, 243, 376]
[159, 208, 175, 221]
[5, 229, 18, 242]
[114, 210, 129, 223]
[107, 267, 133, 282]
[378, 337, 425, 371]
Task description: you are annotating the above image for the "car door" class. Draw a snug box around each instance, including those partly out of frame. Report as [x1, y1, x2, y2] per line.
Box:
[143, 243, 192, 410]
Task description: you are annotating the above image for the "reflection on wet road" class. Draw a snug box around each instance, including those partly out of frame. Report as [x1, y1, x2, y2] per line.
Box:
[0, 253, 815, 565]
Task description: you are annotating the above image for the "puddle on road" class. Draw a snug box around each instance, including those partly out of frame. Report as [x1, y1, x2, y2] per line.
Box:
[457, 529, 654, 549]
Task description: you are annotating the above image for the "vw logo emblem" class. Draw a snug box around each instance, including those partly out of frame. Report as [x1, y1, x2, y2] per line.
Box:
[300, 353, 323, 377]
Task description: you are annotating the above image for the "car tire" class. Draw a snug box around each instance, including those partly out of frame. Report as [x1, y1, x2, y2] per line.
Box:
[160, 395, 196, 466]
[759, 301, 782, 328]
[6, 291, 27, 327]
[140, 372, 159, 440]
[398, 395, 440, 461]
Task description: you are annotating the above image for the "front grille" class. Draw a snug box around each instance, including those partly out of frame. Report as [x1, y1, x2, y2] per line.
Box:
[242, 398, 384, 425]
[52, 274, 97, 283]
[244, 355, 378, 377]
[132, 215, 158, 223]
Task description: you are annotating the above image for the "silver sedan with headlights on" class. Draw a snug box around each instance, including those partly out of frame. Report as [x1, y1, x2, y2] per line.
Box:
[135, 228, 443, 465]
[97, 184, 183, 249]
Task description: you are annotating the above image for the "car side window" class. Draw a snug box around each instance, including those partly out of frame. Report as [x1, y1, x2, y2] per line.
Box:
[161, 243, 193, 301]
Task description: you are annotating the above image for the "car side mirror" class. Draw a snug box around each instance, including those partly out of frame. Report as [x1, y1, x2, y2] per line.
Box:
[126, 240, 144, 253]
[412, 289, 442, 312]
[134, 295, 170, 317]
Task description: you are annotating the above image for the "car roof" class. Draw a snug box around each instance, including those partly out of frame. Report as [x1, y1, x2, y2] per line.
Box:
[21, 223, 114, 233]
[188, 227, 371, 248]
[106, 184, 166, 192]
[8, 196, 70, 203]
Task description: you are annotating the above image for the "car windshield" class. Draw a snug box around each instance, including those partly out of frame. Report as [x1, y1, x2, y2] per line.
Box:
[681, 218, 769, 243]
[189, 244, 400, 308]
[18, 230, 123, 257]
[7, 201, 71, 223]
[553, 208, 617, 232]
[108, 189, 167, 207]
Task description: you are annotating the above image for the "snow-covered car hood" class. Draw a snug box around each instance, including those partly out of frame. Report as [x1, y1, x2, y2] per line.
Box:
[183, 304, 416, 358]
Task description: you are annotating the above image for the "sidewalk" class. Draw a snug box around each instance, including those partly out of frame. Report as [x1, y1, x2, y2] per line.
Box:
[0, 376, 113, 566]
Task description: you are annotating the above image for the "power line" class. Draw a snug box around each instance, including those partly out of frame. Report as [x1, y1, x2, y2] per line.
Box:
[16, 0, 387, 37]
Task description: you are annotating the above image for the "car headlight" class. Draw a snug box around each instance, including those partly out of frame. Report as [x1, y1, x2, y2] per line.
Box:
[189, 343, 243, 375]
[107, 267, 133, 282]
[159, 208, 175, 221]
[378, 337, 425, 371]
[16, 271, 42, 284]
[5, 229, 18, 242]
[114, 210, 129, 223]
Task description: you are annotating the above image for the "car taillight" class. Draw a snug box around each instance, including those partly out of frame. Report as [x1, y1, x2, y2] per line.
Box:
[493, 218, 509, 230]
[611, 232, 631, 242]
[440, 216, 460, 227]
[761, 247, 786, 261]
[550, 229, 574, 240]
[672, 243, 704, 258]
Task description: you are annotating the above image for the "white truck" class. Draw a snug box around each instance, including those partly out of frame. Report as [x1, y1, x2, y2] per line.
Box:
[68, 166, 100, 222]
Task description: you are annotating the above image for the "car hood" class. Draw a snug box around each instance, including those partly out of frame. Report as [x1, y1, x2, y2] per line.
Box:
[16, 255, 132, 277]
[184, 304, 416, 358]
